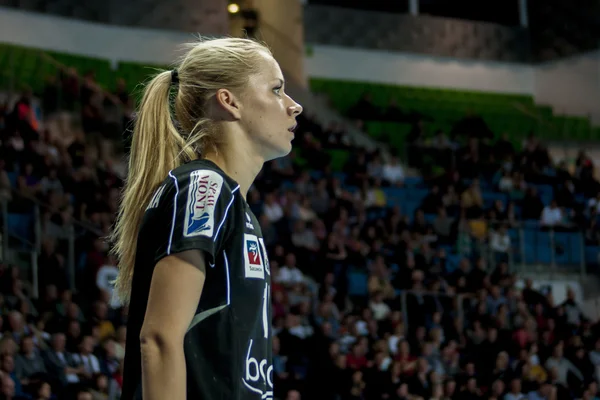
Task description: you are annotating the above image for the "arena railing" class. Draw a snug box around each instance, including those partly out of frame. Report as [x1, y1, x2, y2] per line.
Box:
[398, 289, 468, 333]
[1, 45, 129, 297]
[458, 218, 586, 278]
[1, 43, 128, 144]
[1, 187, 104, 299]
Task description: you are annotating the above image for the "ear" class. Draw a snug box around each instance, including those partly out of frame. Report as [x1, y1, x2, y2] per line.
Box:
[215, 88, 242, 121]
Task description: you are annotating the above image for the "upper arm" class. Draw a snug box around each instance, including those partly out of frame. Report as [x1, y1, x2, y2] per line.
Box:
[140, 250, 207, 344]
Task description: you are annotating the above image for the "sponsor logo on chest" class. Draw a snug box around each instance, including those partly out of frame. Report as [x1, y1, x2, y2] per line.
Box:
[243, 233, 266, 279]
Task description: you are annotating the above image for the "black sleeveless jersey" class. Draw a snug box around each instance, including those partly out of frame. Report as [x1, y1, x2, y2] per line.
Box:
[121, 159, 273, 400]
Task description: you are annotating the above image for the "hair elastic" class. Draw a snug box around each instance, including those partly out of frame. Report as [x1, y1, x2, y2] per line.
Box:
[171, 69, 179, 85]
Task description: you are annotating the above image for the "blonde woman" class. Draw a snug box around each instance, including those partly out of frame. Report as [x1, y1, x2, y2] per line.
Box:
[111, 38, 302, 400]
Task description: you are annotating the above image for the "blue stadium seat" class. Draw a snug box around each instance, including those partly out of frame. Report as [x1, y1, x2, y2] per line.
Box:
[6, 172, 17, 188]
[585, 246, 599, 266]
[553, 232, 583, 266]
[574, 194, 586, 204]
[533, 184, 554, 206]
[424, 213, 437, 224]
[513, 205, 522, 219]
[404, 176, 424, 187]
[347, 269, 368, 297]
[522, 220, 540, 229]
[439, 244, 454, 255]
[523, 228, 552, 264]
[309, 170, 323, 180]
[482, 191, 507, 208]
[332, 172, 346, 182]
[281, 180, 295, 190]
[446, 254, 462, 273]
[408, 188, 429, 203]
[7, 213, 34, 243]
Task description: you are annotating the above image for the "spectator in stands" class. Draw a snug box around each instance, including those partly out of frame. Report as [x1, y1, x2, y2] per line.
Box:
[279, 254, 305, 287]
[561, 288, 585, 328]
[545, 342, 583, 386]
[490, 225, 511, 263]
[520, 188, 544, 221]
[264, 192, 284, 223]
[42, 333, 80, 386]
[461, 179, 483, 219]
[540, 199, 563, 227]
[348, 93, 379, 121]
[76, 388, 94, 400]
[31, 380, 52, 400]
[382, 155, 405, 186]
[0, 159, 11, 200]
[14, 335, 46, 386]
[421, 185, 443, 214]
[72, 336, 101, 383]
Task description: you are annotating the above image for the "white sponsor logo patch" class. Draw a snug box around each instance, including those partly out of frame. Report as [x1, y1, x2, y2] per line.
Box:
[183, 170, 224, 238]
[243, 233, 265, 279]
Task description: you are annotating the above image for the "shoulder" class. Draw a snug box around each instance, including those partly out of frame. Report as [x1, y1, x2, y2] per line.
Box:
[158, 160, 242, 240]
[167, 160, 238, 197]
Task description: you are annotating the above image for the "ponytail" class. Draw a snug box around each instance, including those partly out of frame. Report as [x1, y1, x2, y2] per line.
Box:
[110, 70, 196, 304]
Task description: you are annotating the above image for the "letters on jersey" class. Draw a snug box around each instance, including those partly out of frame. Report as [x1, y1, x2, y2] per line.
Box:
[258, 238, 270, 275]
[184, 170, 224, 238]
[146, 184, 166, 210]
[243, 233, 265, 279]
[243, 339, 273, 400]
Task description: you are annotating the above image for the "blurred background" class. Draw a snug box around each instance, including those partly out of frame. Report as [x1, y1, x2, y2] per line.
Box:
[0, 0, 600, 399]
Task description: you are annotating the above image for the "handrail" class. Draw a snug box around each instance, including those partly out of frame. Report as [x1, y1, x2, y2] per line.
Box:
[458, 218, 586, 278]
[2, 187, 96, 294]
[510, 102, 557, 131]
[399, 289, 466, 331]
[36, 50, 125, 108]
[7, 186, 104, 238]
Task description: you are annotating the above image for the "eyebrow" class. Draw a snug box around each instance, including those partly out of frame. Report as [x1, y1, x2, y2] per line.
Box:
[276, 78, 285, 86]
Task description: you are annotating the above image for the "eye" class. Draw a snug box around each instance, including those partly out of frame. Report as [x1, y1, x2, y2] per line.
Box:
[273, 86, 282, 96]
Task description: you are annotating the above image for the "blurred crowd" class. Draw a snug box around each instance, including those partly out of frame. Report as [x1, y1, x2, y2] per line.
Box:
[0, 67, 599, 400]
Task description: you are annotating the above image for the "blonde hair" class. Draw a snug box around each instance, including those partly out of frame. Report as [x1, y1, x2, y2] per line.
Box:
[109, 38, 272, 304]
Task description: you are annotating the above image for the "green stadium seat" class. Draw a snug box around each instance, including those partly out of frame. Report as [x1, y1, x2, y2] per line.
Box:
[309, 78, 597, 144]
[0, 43, 597, 147]
[327, 149, 350, 172]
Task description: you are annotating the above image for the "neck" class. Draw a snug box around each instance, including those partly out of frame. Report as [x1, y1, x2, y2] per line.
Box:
[204, 146, 264, 200]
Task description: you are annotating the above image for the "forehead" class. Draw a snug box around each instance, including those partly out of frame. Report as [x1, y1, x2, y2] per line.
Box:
[249, 52, 283, 84]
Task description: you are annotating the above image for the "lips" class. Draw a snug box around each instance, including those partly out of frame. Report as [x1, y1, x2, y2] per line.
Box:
[288, 124, 297, 133]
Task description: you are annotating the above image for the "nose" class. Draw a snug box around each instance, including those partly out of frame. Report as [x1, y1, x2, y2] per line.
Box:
[288, 97, 303, 117]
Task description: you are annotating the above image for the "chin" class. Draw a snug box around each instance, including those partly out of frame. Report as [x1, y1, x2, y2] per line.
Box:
[264, 142, 293, 162]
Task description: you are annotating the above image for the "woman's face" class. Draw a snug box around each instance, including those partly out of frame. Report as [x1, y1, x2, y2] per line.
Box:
[230, 52, 302, 162]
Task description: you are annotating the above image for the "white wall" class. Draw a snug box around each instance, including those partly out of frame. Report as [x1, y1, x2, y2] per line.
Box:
[535, 51, 600, 124]
[0, 7, 193, 66]
[305, 45, 536, 94]
[306, 45, 600, 123]
[0, 8, 598, 121]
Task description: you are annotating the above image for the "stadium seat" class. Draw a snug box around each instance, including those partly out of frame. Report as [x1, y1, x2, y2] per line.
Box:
[347, 268, 369, 297]
[7, 213, 34, 244]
